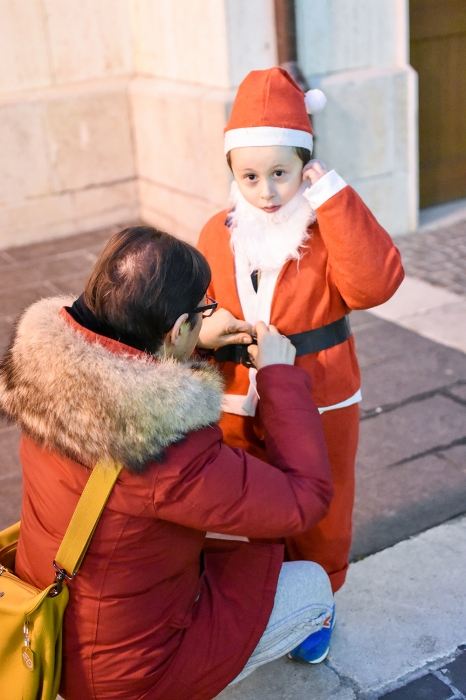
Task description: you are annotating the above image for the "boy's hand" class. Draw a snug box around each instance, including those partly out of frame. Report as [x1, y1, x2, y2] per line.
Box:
[247, 322, 296, 370]
[302, 159, 329, 186]
[197, 308, 253, 349]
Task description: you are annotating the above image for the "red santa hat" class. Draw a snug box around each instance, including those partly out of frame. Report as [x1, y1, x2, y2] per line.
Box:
[224, 67, 326, 155]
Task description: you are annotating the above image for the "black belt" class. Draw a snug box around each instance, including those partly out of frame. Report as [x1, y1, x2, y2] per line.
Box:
[213, 315, 352, 366]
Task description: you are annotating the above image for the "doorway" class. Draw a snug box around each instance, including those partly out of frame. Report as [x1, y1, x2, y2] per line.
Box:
[410, 0, 466, 208]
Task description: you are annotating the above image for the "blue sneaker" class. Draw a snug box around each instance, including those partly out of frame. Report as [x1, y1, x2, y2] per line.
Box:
[288, 605, 335, 664]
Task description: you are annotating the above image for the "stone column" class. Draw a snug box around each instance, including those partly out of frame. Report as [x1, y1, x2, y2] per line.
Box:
[295, 0, 418, 235]
[130, 0, 278, 244]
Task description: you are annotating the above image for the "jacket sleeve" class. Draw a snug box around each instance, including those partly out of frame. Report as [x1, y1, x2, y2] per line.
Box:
[305, 171, 405, 310]
[153, 365, 333, 538]
[196, 220, 210, 258]
[197, 211, 229, 300]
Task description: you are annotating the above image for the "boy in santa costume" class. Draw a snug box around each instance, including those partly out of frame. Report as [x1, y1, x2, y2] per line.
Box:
[197, 67, 404, 660]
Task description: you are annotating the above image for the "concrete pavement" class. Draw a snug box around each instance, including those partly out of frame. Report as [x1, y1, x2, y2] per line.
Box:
[397, 211, 466, 296]
[218, 515, 466, 699]
[351, 295, 466, 560]
[1, 217, 466, 698]
[370, 276, 466, 355]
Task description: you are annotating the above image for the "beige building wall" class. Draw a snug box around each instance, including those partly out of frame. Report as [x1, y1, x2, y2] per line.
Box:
[0, 0, 137, 249]
[130, 0, 278, 244]
[295, 0, 418, 236]
[0, 0, 418, 249]
[0, 0, 278, 249]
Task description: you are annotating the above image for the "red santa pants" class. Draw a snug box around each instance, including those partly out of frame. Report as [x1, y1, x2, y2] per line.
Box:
[219, 402, 359, 593]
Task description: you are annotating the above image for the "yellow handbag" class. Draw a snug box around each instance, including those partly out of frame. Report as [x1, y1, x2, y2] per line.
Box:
[0, 460, 122, 700]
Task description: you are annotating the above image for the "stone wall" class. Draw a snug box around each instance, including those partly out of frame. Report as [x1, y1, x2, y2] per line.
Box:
[130, 0, 278, 244]
[0, 0, 137, 248]
[296, 0, 419, 235]
[0, 0, 278, 249]
[0, 0, 418, 248]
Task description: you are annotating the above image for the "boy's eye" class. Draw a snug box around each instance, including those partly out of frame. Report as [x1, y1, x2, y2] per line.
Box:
[245, 174, 257, 181]
[274, 170, 285, 177]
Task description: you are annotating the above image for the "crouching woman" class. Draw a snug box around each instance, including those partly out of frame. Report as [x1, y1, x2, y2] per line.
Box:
[0, 226, 334, 700]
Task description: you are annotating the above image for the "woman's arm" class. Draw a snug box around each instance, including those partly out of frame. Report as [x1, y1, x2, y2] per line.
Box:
[197, 308, 252, 349]
[153, 364, 333, 539]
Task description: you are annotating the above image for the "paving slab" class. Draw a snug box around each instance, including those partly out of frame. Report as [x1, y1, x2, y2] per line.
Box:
[372, 276, 464, 321]
[358, 352, 466, 413]
[352, 315, 466, 413]
[329, 515, 466, 695]
[325, 690, 355, 700]
[0, 426, 22, 529]
[51, 271, 96, 297]
[0, 318, 14, 355]
[378, 672, 455, 699]
[396, 218, 466, 296]
[441, 651, 466, 694]
[448, 384, 466, 403]
[371, 277, 461, 320]
[0, 413, 12, 430]
[3, 226, 117, 263]
[352, 453, 466, 559]
[214, 656, 354, 700]
[398, 301, 466, 356]
[0, 282, 59, 323]
[0, 473, 22, 530]
[357, 395, 466, 468]
[440, 443, 466, 470]
[0, 425, 22, 473]
[370, 276, 466, 355]
[0, 251, 95, 294]
[348, 310, 376, 331]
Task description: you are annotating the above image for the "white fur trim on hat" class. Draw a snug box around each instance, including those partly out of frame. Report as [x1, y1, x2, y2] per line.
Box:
[304, 89, 327, 114]
[224, 126, 313, 154]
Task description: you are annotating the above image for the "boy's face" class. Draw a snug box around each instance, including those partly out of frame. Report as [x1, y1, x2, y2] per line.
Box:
[230, 145, 304, 213]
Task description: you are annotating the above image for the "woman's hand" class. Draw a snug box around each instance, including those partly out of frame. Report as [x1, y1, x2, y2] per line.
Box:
[247, 322, 296, 370]
[197, 308, 253, 349]
[302, 159, 329, 186]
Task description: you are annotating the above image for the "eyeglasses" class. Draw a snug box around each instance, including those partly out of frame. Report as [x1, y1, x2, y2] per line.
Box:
[191, 296, 218, 318]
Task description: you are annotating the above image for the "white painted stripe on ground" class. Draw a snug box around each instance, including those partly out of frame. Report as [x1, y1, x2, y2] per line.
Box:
[370, 276, 466, 354]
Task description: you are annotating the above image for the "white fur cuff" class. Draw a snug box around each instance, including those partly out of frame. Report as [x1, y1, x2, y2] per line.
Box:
[303, 170, 347, 209]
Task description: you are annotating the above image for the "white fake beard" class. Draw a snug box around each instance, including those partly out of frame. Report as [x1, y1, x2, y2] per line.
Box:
[228, 181, 316, 274]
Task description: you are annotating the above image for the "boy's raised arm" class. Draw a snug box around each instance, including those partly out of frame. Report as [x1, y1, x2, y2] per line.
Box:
[304, 172, 405, 310]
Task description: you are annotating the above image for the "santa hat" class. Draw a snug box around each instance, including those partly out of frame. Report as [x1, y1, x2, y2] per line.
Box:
[224, 67, 326, 155]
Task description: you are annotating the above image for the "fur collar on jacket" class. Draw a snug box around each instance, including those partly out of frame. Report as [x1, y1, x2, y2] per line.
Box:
[0, 297, 223, 472]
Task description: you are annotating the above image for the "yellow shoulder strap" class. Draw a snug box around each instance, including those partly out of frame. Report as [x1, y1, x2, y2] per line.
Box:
[55, 460, 123, 577]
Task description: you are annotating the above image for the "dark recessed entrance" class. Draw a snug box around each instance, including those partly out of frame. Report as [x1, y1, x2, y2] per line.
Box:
[410, 0, 466, 208]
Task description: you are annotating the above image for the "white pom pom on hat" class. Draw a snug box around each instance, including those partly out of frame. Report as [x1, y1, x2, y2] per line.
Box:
[304, 89, 327, 114]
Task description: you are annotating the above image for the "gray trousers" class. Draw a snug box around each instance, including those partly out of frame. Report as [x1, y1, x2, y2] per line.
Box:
[231, 560, 334, 684]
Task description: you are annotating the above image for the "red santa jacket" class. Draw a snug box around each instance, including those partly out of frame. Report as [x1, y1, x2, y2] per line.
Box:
[198, 181, 404, 410]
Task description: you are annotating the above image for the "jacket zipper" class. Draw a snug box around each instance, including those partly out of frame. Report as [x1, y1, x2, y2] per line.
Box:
[0, 566, 40, 594]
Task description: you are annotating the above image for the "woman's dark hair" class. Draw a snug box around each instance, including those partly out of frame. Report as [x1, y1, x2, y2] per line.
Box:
[226, 146, 311, 171]
[83, 226, 211, 354]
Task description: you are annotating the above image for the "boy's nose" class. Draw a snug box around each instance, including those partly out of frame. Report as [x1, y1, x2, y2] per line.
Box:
[260, 183, 275, 200]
